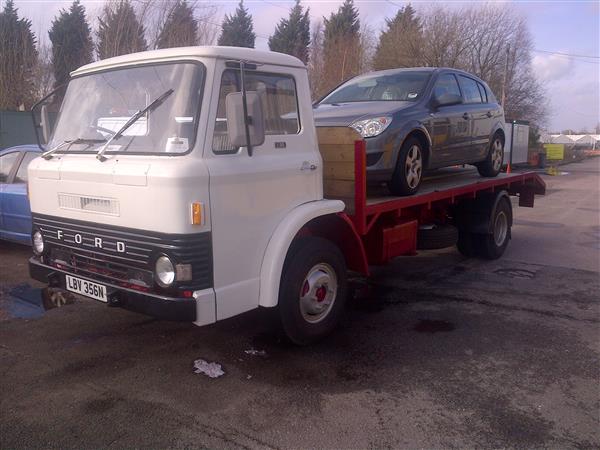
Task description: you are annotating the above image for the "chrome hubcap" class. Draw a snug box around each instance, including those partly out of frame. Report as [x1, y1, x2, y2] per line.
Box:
[299, 263, 337, 324]
[492, 139, 503, 171]
[494, 211, 508, 246]
[405, 145, 422, 189]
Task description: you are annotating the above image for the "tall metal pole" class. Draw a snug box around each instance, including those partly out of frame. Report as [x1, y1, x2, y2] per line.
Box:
[501, 44, 510, 107]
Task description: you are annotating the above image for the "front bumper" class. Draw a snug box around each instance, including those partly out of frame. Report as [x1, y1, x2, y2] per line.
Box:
[29, 258, 196, 322]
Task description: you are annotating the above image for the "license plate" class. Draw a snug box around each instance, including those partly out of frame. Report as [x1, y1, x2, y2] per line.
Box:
[65, 275, 108, 303]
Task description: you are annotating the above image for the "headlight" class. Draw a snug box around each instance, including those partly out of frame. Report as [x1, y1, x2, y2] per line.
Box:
[32, 230, 44, 255]
[350, 116, 393, 138]
[155, 255, 175, 287]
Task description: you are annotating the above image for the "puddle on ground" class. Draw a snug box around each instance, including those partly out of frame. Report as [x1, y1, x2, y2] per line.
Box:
[413, 319, 455, 333]
[1, 284, 74, 319]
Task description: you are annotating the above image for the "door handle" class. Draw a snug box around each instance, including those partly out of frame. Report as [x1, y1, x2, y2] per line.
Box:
[486, 111, 493, 118]
[300, 161, 317, 171]
[462, 113, 470, 120]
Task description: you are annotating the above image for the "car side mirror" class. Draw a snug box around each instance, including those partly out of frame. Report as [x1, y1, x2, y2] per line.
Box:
[432, 92, 463, 109]
[225, 91, 265, 152]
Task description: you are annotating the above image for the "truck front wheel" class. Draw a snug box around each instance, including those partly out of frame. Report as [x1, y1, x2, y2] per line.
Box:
[278, 237, 347, 345]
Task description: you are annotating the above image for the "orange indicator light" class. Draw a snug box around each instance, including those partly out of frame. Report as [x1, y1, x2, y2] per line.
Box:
[191, 202, 203, 225]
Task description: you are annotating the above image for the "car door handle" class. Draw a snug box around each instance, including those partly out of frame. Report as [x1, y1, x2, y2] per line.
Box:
[486, 111, 493, 118]
[300, 161, 317, 171]
[462, 113, 470, 120]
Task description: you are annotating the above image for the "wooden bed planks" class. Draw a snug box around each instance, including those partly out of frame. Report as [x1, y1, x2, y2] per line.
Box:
[316, 126, 362, 214]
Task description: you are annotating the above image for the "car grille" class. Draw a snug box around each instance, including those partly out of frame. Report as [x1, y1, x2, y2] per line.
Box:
[33, 214, 213, 291]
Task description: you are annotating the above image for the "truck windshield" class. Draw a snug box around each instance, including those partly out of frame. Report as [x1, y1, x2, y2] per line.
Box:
[48, 62, 204, 155]
[320, 71, 431, 104]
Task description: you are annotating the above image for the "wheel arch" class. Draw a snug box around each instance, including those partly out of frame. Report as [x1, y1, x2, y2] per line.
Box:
[259, 200, 350, 308]
[398, 126, 432, 168]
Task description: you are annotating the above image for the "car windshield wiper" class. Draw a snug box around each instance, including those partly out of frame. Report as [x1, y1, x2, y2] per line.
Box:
[96, 88, 174, 161]
[42, 138, 107, 160]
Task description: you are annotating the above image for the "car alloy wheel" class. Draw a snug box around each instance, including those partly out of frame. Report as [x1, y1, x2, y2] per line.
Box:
[492, 138, 503, 172]
[405, 144, 422, 189]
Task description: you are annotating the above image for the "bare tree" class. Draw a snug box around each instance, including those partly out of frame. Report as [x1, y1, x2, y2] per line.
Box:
[133, 0, 219, 49]
[308, 20, 325, 99]
[32, 42, 54, 99]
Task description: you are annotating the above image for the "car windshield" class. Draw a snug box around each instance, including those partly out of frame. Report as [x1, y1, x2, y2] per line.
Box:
[48, 62, 204, 155]
[320, 71, 431, 104]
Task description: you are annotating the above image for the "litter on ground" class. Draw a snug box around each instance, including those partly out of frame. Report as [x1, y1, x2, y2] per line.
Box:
[193, 359, 225, 378]
[244, 348, 267, 357]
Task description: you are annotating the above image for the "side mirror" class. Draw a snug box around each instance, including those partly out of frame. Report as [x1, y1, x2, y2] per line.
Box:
[432, 92, 463, 109]
[225, 91, 265, 151]
[31, 85, 63, 149]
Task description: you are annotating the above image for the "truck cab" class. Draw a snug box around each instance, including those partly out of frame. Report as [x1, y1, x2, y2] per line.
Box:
[29, 47, 346, 342]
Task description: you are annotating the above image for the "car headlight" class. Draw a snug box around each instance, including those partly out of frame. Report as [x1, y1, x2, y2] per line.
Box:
[32, 230, 44, 255]
[155, 255, 175, 287]
[350, 116, 393, 138]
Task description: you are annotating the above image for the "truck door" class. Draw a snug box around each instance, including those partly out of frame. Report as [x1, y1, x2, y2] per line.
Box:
[427, 73, 471, 167]
[204, 62, 320, 320]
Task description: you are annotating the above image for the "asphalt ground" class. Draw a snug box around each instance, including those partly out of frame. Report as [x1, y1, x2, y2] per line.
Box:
[0, 158, 598, 449]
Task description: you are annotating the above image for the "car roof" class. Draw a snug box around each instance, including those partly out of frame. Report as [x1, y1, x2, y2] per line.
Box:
[0, 145, 41, 155]
[359, 67, 486, 83]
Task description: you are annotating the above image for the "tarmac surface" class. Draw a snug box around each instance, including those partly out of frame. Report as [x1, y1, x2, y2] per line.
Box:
[0, 158, 598, 449]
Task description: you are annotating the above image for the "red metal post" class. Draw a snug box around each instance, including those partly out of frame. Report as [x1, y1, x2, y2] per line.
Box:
[354, 140, 367, 235]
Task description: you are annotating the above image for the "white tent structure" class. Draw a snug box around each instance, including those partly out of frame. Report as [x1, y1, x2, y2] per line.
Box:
[552, 134, 575, 144]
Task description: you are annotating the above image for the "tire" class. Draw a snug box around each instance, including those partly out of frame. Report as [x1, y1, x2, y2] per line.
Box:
[473, 198, 512, 259]
[278, 237, 348, 345]
[476, 132, 504, 177]
[417, 224, 458, 250]
[388, 137, 424, 196]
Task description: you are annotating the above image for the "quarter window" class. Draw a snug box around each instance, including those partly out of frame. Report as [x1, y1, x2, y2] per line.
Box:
[14, 152, 38, 183]
[433, 74, 461, 99]
[0, 152, 19, 183]
[458, 76, 483, 104]
[477, 82, 488, 103]
[213, 69, 300, 153]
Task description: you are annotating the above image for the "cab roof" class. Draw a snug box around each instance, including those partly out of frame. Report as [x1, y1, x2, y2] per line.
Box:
[72, 46, 306, 77]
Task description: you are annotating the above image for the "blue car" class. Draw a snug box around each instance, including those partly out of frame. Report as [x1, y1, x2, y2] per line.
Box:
[0, 145, 41, 244]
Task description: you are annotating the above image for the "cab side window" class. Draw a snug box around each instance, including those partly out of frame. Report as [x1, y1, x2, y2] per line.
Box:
[213, 69, 300, 153]
[0, 152, 19, 183]
[433, 73, 461, 99]
[458, 76, 483, 104]
[14, 152, 38, 183]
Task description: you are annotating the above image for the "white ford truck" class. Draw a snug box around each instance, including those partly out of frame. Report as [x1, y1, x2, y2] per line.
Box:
[28, 46, 545, 344]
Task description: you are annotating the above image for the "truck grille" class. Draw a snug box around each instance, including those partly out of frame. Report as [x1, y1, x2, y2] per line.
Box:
[33, 214, 213, 291]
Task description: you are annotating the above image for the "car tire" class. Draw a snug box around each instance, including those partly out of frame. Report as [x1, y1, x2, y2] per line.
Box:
[476, 132, 504, 177]
[278, 237, 348, 345]
[417, 224, 459, 250]
[388, 137, 424, 196]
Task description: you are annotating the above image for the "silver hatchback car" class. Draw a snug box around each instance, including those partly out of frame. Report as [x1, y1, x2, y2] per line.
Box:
[313, 67, 506, 196]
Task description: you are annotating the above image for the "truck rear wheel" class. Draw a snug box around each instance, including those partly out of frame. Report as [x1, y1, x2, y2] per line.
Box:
[278, 237, 347, 345]
[457, 197, 512, 259]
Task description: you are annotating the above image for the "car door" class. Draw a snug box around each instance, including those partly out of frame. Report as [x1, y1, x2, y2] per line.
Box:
[1, 151, 38, 243]
[204, 63, 320, 320]
[458, 75, 489, 161]
[0, 150, 22, 239]
[426, 73, 471, 167]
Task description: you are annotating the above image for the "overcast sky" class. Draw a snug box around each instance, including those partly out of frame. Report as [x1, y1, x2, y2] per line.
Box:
[10, 0, 600, 132]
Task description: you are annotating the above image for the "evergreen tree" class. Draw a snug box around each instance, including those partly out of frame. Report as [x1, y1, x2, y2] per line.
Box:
[156, 0, 198, 49]
[268, 0, 310, 64]
[373, 4, 422, 70]
[217, 0, 255, 48]
[48, 0, 93, 88]
[0, 0, 38, 109]
[97, 0, 147, 60]
[321, 0, 361, 88]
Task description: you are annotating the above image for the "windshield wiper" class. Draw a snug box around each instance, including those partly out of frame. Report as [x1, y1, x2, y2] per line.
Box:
[42, 138, 106, 160]
[96, 88, 174, 161]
